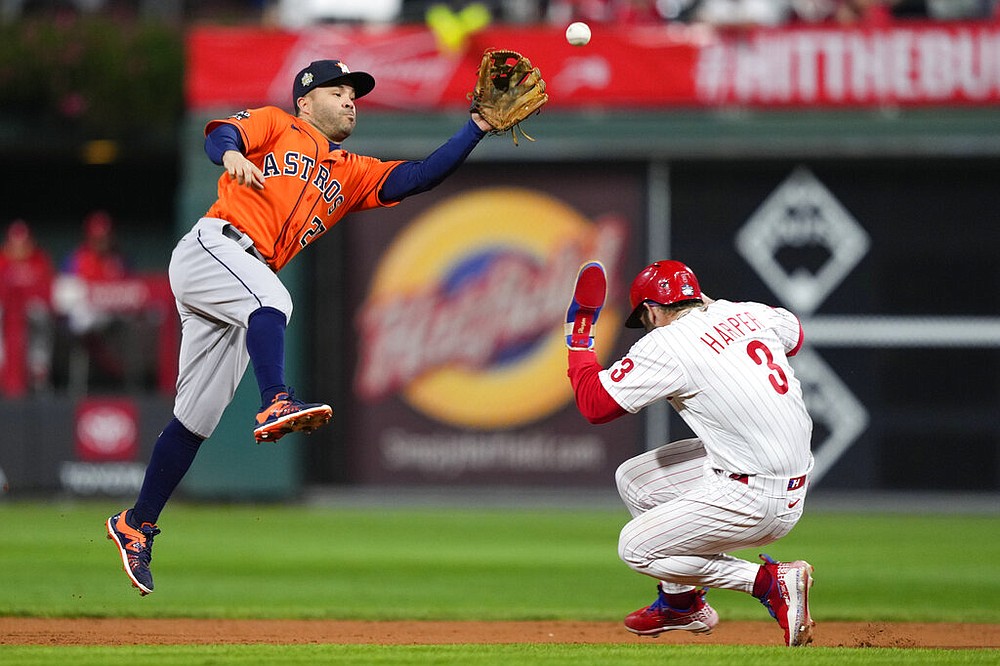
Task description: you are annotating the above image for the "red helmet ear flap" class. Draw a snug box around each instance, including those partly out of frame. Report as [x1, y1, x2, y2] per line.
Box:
[625, 261, 702, 328]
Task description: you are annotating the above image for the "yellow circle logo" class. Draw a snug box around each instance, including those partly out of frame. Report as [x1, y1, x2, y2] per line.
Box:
[356, 187, 626, 429]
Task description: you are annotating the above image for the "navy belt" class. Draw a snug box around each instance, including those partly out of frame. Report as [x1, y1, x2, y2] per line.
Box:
[222, 224, 267, 265]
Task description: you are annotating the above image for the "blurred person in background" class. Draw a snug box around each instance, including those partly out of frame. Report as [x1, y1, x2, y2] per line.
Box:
[424, 2, 492, 54]
[915, 0, 997, 19]
[0, 219, 55, 397]
[830, 0, 893, 24]
[690, 0, 793, 28]
[873, 0, 997, 19]
[269, 0, 403, 26]
[546, 0, 680, 24]
[58, 209, 132, 385]
[62, 209, 129, 283]
[787, 0, 892, 25]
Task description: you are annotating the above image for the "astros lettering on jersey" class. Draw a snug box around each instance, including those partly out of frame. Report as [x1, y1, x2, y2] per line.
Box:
[204, 106, 404, 272]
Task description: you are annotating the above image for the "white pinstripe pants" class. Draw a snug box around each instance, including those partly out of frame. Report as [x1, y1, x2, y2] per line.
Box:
[615, 438, 808, 594]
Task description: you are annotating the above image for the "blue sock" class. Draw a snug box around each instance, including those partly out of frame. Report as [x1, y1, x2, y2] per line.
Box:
[247, 306, 287, 407]
[130, 418, 204, 526]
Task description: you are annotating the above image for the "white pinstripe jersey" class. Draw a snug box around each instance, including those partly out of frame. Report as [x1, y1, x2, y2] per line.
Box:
[599, 299, 812, 476]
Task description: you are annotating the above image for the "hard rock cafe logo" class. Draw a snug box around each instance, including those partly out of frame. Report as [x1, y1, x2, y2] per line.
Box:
[355, 187, 628, 429]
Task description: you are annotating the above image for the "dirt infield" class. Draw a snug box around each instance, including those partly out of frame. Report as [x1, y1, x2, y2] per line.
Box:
[1, 618, 997, 648]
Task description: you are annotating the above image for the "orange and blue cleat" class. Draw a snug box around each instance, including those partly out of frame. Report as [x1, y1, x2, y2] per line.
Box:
[253, 389, 332, 443]
[106, 510, 160, 596]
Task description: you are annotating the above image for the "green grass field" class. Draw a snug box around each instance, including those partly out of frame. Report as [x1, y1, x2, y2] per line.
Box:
[0, 499, 997, 664]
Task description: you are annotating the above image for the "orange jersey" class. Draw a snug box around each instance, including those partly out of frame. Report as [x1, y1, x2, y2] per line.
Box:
[204, 106, 403, 272]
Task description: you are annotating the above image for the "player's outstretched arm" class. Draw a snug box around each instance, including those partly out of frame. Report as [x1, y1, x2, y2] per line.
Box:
[379, 118, 486, 202]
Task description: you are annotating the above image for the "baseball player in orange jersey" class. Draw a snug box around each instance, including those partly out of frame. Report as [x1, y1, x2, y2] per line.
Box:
[565, 260, 816, 647]
[106, 59, 497, 596]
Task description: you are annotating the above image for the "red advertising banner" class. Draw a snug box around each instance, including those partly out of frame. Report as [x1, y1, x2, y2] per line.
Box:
[188, 22, 1000, 111]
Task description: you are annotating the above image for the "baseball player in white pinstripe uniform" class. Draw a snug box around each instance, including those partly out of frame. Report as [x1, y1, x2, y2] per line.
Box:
[565, 260, 816, 647]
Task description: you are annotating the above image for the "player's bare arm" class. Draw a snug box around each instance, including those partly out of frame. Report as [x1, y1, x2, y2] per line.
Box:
[222, 150, 265, 190]
[471, 112, 492, 132]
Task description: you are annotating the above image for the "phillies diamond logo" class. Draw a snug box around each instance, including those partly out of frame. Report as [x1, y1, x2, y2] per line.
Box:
[735, 167, 869, 315]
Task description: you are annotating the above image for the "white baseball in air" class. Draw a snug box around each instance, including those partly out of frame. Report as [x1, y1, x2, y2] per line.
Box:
[565, 21, 591, 47]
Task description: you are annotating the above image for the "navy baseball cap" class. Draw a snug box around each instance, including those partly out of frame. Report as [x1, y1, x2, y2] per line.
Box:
[292, 60, 375, 108]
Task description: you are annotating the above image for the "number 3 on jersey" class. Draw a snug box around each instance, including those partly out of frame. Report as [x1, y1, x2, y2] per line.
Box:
[746, 340, 789, 394]
[609, 358, 634, 382]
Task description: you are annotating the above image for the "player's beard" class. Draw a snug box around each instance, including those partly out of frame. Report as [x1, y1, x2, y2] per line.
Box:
[310, 109, 355, 143]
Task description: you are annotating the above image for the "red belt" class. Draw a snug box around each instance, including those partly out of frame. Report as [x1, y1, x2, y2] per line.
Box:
[723, 471, 807, 490]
